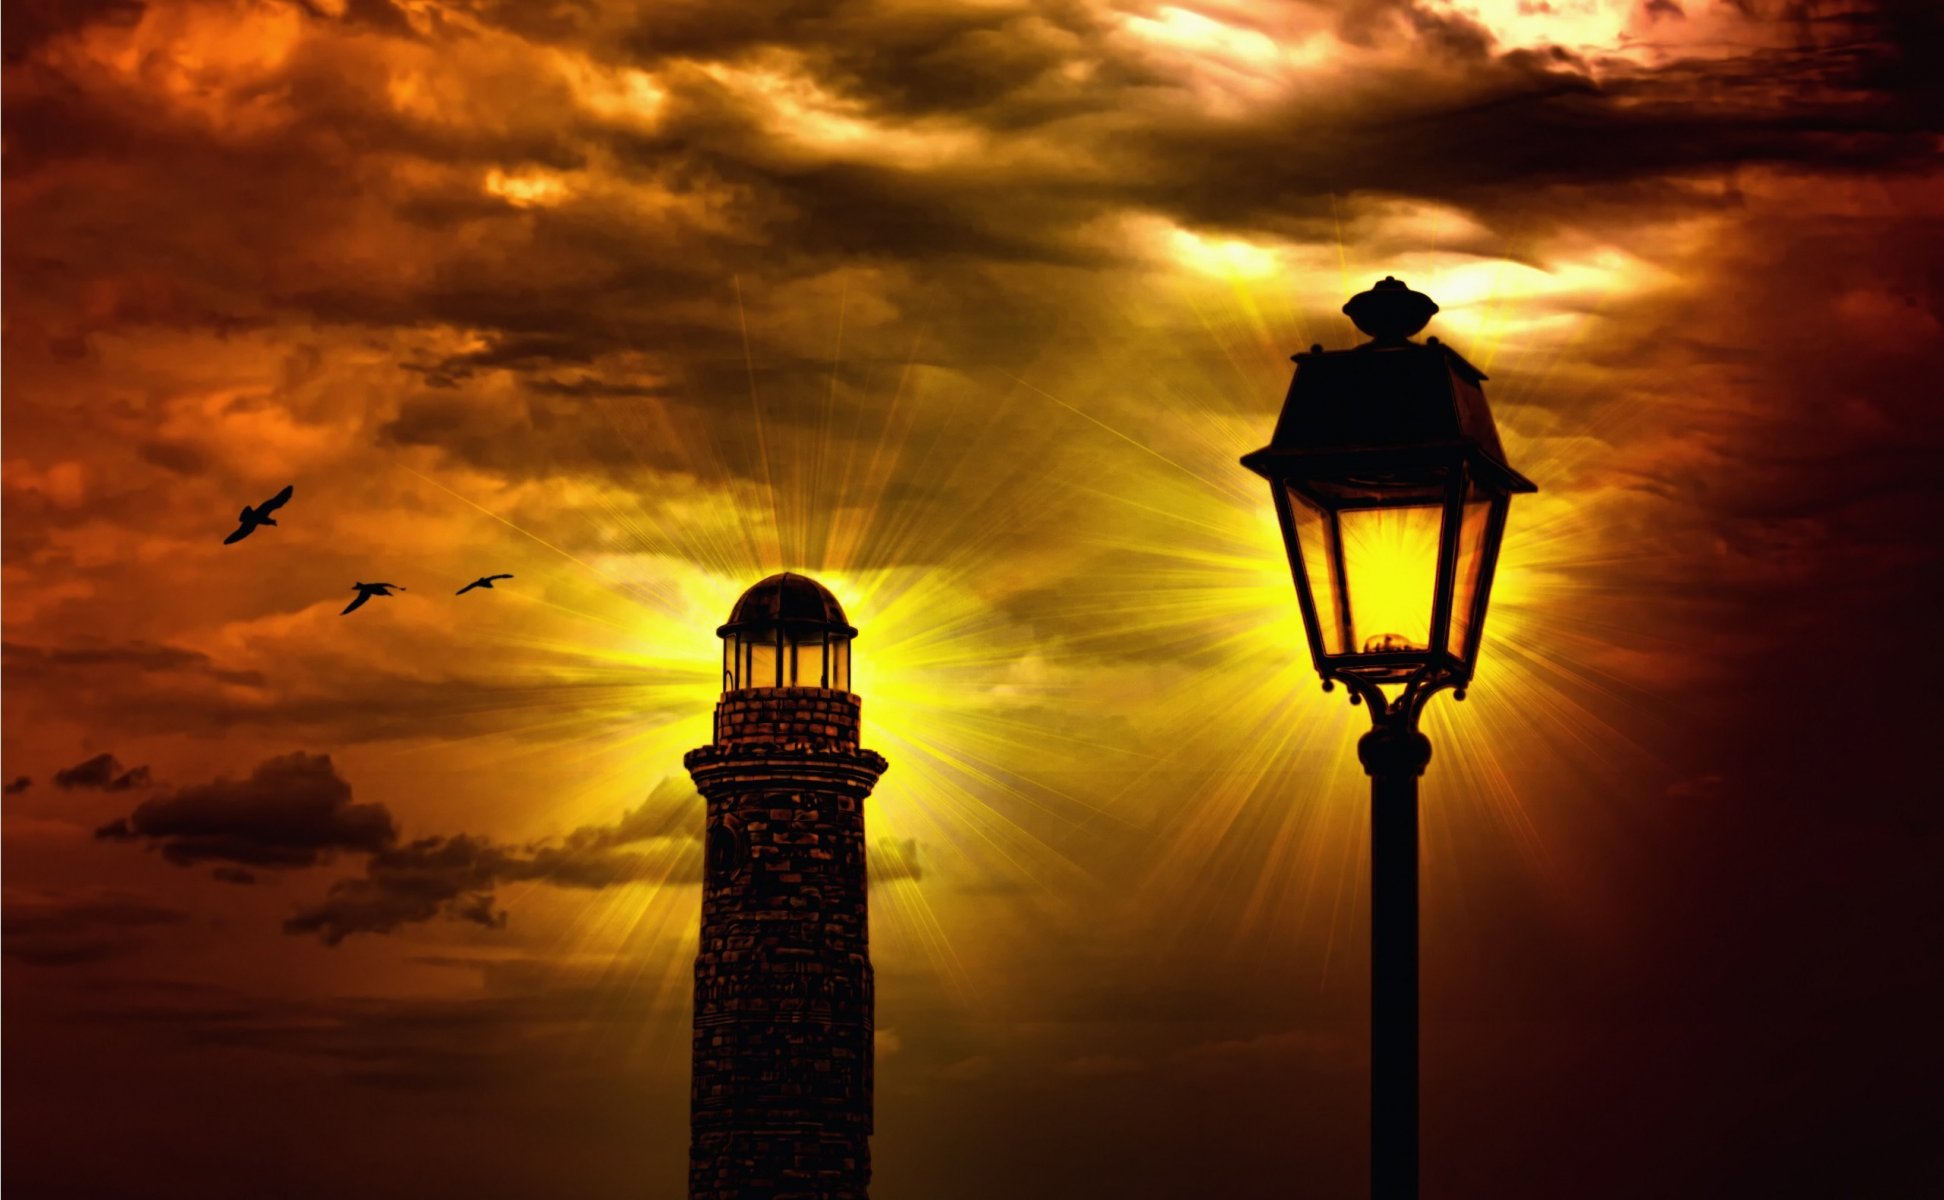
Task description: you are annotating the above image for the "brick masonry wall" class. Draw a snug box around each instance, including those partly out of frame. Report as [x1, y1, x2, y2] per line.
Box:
[685, 688, 888, 1200]
[712, 686, 863, 751]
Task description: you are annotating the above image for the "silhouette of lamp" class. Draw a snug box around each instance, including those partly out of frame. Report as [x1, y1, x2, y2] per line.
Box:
[1241, 277, 1534, 1200]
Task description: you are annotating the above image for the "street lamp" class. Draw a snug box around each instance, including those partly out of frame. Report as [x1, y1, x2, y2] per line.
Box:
[1241, 277, 1535, 1200]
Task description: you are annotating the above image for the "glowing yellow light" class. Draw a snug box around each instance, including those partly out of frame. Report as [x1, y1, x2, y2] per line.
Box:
[485, 167, 570, 208]
[1124, 6, 1280, 66]
[555, 52, 666, 131]
[1428, 0, 1632, 53]
[1170, 227, 1281, 280]
[1116, 4, 1333, 108]
[1338, 505, 1443, 653]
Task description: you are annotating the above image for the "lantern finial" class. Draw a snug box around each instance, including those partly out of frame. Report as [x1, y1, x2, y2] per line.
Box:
[1344, 277, 1438, 344]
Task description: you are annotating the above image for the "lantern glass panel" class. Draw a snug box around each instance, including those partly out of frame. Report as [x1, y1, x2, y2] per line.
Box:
[791, 637, 825, 687]
[1286, 490, 1346, 656]
[749, 641, 779, 688]
[1338, 502, 1443, 654]
[833, 640, 851, 692]
[1447, 500, 1495, 662]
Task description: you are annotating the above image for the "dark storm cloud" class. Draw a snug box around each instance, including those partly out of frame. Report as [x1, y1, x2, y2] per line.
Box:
[88, 753, 703, 941]
[95, 751, 396, 868]
[3, 22, 593, 346]
[457, 0, 604, 47]
[2, 891, 189, 967]
[0, 0, 143, 63]
[284, 777, 704, 944]
[4, 634, 695, 744]
[717, 155, 1117, 267]
[1116, 48, 1935, 246]
[608, 0, 1944, 262]
[5, 776, 33, 794]
[54, 752, 152, 791]
[295, 0, 423, 39]
[5, 0, 1924, 529]
[281, 833, 521, 943]
[3, 640, 267, 689]
[376, 345, 1013, 490]
[137, 437, 212, 475]
[3, 0, 1932, 379]
[379, 385, 700, 480]
[808, 5, 1108, 121]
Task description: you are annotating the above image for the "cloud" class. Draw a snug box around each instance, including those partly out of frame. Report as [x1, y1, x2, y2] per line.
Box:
[1, 631, 693, 746]
[55, 754, 119, 789]
[869, 835, 924, 883]
[90, 752, 703, 943]
[7, 0, 1927, 436]
[281, 833, 518, 944]
[0, 0, 143, 64]
[284, 776, 704, 945]
[53, 751, 152, 792]
[2, 890, 189, 967]
[94, 752, 396, 868]
[4, 776, 31, 795]
[4, 640, 266, 694]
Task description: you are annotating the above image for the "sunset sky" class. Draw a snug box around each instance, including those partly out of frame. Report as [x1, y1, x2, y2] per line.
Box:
[4, 1, 1941, 1196]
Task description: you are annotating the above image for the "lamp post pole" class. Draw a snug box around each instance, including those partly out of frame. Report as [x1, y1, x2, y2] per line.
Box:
[1334, 678, 1447, 1200]
[1361, 716, 1431, 1200]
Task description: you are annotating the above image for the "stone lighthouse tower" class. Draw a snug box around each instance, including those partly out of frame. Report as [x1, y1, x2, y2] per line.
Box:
[684, 573, 888, 1200]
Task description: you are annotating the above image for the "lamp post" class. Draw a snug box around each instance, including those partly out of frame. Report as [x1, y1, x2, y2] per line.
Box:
[1241, 278, 1535, 1200]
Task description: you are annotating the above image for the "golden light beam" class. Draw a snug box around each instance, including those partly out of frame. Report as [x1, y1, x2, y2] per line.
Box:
[987, 257, 1677, 972]
[379, 235, 1669, 1026]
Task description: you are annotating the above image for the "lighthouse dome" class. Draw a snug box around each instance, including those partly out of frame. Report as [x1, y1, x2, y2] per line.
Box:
[718, 572, 857, 638]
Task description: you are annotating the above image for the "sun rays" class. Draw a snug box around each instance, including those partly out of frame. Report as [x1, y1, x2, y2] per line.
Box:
[978, 250, 1683, 972]
[378, 286, 1145, 1008]
[358, 219, 1687, 1029]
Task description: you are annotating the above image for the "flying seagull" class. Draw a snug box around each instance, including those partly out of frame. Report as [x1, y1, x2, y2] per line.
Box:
[341, 582, 404, 615]
[223, 484, 294, 544]
[456, 574, 514, 595]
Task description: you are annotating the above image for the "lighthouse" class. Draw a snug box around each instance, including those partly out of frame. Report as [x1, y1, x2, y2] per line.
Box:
[684, 573, 888, 1199]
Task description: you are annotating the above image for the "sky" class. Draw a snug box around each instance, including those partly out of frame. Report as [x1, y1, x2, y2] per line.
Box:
[4, 0, 1941, 1196]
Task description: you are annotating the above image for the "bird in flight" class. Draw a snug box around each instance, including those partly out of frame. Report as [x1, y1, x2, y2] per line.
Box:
[223, 484, 294, 545]
[341, 582, 405, 615]
[456, 574, 514, 595]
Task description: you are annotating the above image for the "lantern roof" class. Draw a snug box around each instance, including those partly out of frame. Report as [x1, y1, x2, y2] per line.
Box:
[1242, 279, 1535, 496]
[718, 572, 858, 638]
